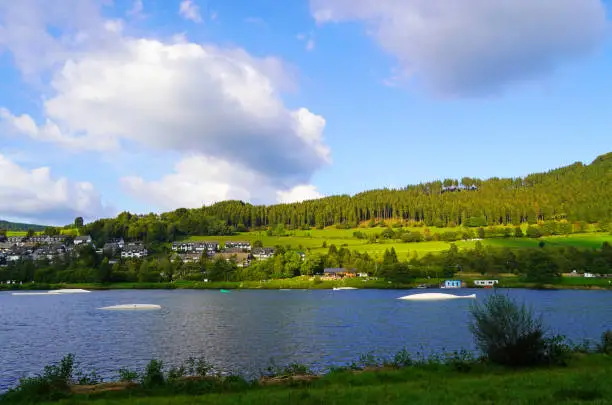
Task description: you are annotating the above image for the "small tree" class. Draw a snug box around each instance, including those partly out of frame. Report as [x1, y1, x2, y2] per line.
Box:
[514, 227, 524, 238]
[74, 217, 84, 229]
[469, 294, 567, 367]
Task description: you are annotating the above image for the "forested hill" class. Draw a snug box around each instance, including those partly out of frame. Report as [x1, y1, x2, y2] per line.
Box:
[0, 220, 45, 232]
[84, 152, 612, 243]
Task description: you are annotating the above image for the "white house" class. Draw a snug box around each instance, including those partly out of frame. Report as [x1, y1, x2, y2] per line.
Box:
[474, 280, 499, 287]
[121, 243, 148, 259]
[224, 241, 251, 251]
[252, 247, 275, 260]
[73, 235, 93, 245]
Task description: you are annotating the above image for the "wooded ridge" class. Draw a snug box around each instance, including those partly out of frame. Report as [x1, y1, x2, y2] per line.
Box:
[81, 152, 612, 243]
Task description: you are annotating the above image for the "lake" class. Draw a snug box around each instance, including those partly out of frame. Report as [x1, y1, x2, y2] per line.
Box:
[1, 288, 611, 390]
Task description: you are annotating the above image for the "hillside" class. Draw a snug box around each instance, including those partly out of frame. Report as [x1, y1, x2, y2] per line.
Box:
[82, 152, 612, 243]
[0, 220, 46, 232]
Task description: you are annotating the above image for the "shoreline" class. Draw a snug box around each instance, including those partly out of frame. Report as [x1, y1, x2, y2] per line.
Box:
[2, 279, 611, 292]
[2, 353, 611, 404]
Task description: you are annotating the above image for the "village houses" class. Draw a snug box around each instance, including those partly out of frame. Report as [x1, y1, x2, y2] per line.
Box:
[224, 241, 251, 251]
[252, 247, 275, 260]
[120, 242, 148, 259]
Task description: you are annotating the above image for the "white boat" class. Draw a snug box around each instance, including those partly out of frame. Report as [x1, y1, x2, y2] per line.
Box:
[48, 288, 91, 294]
[12, 292, 60, 296]
[398, 292, 476, 301]
[98, 304, 161, 310]
[333, 287, 358, 290]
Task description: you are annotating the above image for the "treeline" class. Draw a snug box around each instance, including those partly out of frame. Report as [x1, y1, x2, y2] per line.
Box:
[201, 153, 611, 229]
[353, 221, 598, 243]
[73, 153, 612, 243]
[2, 242, 611, 285]
[0, 220, 45, 232]
[82, 210, 235, 246]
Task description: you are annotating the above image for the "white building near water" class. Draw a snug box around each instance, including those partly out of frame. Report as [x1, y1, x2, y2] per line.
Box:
[474, 280, 499, 287]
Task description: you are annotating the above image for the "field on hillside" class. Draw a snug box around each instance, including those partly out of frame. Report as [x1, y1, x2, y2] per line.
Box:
[5, 229, 78, 237]
[5, 231, 27, 236]
[187, 228, 611, 258]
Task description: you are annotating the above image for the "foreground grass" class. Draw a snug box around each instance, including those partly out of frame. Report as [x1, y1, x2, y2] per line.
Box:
[42, 355, 612, 405]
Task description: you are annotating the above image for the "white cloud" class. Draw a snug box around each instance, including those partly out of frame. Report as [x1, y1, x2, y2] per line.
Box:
[0, 0, 331, 214]
[277, 185, 323, 204]
[310, 0, 608, 96]
[127, 0, 143, 17]
[121, 154, 323, 210]
[0, 0, 115, 78]
[23, 37, 329, 186]
[306, 39, 315, 51]
[179, 0, 202, 23]
[245, 17, 266, 26]
[297, 32, 316, 51]
[104, 19, 124, 34]
[0, 108, 118, 152]
[0, 154, 108, 224]
[121, 155, 267, 210]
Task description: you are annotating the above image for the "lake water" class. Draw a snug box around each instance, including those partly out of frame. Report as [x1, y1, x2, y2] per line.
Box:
[1, 288, 611, 390]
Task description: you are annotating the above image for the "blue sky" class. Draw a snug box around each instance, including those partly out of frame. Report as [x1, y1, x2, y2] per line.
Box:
[0, 0, 611, 225]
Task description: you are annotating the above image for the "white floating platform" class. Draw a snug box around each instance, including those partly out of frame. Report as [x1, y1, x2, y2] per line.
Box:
[398, 292, 476, 301]
[333, 287, 358, 290]
[48, 288, 91, 294]
[98, 304, 161, 310]
[12, 292, 60, 296]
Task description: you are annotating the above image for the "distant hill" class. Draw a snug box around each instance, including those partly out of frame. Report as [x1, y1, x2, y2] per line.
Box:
[0, 220, 46, 232]
[82, 151, 612, 243]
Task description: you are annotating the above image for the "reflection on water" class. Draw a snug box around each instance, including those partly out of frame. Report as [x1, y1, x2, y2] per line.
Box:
[1, 288, 611, 390]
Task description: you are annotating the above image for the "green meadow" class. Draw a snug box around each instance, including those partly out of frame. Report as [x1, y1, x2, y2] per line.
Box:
[187, 227, 611, 258]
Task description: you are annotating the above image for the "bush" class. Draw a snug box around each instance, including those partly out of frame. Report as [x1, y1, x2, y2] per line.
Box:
[141, 360, 165, 388]
[0, 354, 75, 403]
[469, 294, 569, 367]
[389, 348, 413, 368]
[118, 368, 139, 382]
[597, 330, 612, 354]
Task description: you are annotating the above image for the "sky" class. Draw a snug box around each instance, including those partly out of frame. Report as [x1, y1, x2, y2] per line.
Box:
[0, 0, 611, 226]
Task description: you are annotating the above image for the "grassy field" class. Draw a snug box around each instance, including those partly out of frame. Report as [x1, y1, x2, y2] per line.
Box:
[5, 230, 27, 236]
[39, 354, 612, 405]
[187, 228, 612, 258]
[5, 229, 79, 237]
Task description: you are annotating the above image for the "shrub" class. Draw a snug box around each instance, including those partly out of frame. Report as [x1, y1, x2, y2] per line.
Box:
[469, 294, 568, 367]
[141, 360, 165, 388]
[118, 368, 139, 382]
[445, 349, 476, 372]
[389, 348, 413, 368]
[0, 354, 75, 403]
[597, 330, 612, 354]
[280, 363, 312, 376]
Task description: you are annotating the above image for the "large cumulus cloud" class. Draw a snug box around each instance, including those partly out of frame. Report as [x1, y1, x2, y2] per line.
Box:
[0, 154, 108, 224]
[310, 0, 608, 96]
[0, 0, 330, 213]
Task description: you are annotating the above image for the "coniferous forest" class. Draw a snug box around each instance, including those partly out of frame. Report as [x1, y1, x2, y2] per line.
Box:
[81, 152, 612, 244]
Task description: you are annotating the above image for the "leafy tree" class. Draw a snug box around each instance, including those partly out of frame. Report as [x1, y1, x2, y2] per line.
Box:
[74, 217, 84, 229]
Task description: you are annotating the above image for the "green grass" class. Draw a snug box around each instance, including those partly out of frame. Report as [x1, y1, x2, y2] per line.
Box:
[41, 354, 612, 405]
[187, 229, 611, 258]
[4, 228, 79, 237]
[5, 230, 27, 236]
